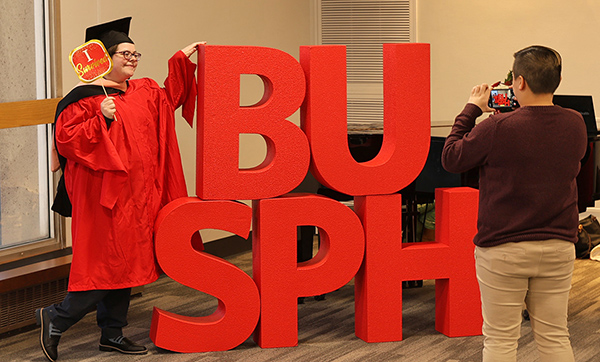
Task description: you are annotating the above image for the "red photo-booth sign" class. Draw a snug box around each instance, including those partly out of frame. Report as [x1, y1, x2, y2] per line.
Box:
[69, 40, 112, 82]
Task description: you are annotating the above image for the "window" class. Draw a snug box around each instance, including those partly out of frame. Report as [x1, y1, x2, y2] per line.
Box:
[0, 0, 63, 263]
[316, 0, 415, 123]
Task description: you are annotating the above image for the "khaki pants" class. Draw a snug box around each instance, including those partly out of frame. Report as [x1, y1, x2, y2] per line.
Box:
[475, 239, 575, 362]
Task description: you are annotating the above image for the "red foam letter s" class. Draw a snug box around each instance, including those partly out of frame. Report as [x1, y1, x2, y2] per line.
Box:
[150, 197, 260, 352]
[300, 43, 430, 196]
[252, 194, 365, 348]
[197, 45, 310, 200]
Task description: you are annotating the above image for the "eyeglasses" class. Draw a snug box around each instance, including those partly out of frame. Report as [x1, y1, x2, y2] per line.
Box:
[114, 50, 142, 61]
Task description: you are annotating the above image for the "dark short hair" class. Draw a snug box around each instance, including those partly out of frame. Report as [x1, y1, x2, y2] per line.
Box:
[107, 44, 119, 57]
[512, 45, 562, 94]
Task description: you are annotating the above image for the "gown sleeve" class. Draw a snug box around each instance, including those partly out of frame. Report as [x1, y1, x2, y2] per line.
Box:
[159, 49, 204, 250]
[153, 49, 197, 205]
[163, 50, 198, 127]
[55, 98, 128, 210]
[55, 100, 125, 171]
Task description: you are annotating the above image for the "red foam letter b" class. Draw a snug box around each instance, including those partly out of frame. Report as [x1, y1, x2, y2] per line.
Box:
[197, 45, 310, 200]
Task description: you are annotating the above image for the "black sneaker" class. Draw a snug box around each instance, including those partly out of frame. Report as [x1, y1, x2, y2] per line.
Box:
[99, 336, 148, 355]
[35, 308, 61, 362]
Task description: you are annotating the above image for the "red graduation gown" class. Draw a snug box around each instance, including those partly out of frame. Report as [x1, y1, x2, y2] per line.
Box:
[56, 51, 195, 291]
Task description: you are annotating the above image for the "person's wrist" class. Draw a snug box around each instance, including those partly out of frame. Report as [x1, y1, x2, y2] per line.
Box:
[101, 110, 114, 120]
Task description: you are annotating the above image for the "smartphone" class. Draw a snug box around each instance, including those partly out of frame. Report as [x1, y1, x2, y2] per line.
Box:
[488, 87, 518, 110]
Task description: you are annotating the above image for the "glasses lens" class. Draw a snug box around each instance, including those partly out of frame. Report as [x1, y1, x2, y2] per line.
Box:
[116, 51, 141, 61]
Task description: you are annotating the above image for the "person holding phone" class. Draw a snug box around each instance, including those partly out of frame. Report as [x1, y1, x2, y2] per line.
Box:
[442, 45, 586, 362]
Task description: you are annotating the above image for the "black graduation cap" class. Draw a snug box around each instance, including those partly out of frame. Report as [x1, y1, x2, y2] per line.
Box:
[85, 17, 134, 50]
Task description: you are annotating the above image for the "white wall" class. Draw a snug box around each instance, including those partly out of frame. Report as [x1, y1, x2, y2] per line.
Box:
[418, 0, 600, 131]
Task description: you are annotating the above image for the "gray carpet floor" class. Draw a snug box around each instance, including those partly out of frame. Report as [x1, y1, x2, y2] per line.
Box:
[3, 252, 600, 362]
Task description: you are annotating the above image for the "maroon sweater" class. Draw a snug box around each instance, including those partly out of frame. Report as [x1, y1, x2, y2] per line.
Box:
[442, 103, 587, 247]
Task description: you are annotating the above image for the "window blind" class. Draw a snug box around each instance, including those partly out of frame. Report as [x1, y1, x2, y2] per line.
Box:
[319, 0, 413, 122]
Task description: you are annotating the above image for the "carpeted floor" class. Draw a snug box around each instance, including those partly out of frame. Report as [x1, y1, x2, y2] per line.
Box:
[3, 252, 600, 362]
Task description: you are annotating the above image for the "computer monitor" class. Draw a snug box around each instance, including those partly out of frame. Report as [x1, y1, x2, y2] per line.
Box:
[553, 95, 598, 138]
[414, 136, 462, 195]
[553, 95, 600, 209]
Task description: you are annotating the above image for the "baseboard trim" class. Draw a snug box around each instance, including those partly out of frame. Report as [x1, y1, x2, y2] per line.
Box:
[0, 233, 252, 337]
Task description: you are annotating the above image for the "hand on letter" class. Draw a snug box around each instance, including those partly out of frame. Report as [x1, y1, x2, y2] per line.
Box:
[181, 41, 207, 57]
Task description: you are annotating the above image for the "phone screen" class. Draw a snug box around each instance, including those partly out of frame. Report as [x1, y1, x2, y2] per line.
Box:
[489, 88, 516, 109]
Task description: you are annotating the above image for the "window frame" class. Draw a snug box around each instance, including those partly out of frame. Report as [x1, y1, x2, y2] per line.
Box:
[0, 0, 65, 265]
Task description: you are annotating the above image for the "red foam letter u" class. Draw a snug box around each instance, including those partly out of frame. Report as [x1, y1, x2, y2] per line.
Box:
[300, 43, 430, 196]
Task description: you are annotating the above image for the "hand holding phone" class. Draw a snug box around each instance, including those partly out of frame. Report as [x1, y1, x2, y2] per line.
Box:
[488, 87, 519, 110]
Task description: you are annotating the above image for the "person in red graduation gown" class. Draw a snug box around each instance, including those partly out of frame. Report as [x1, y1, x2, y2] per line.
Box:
[35, 17, 203, 362]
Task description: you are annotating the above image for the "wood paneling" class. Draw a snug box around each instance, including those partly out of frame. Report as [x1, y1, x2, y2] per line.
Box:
[0, 255, 71, 294]
[0, 98, 61, 129]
